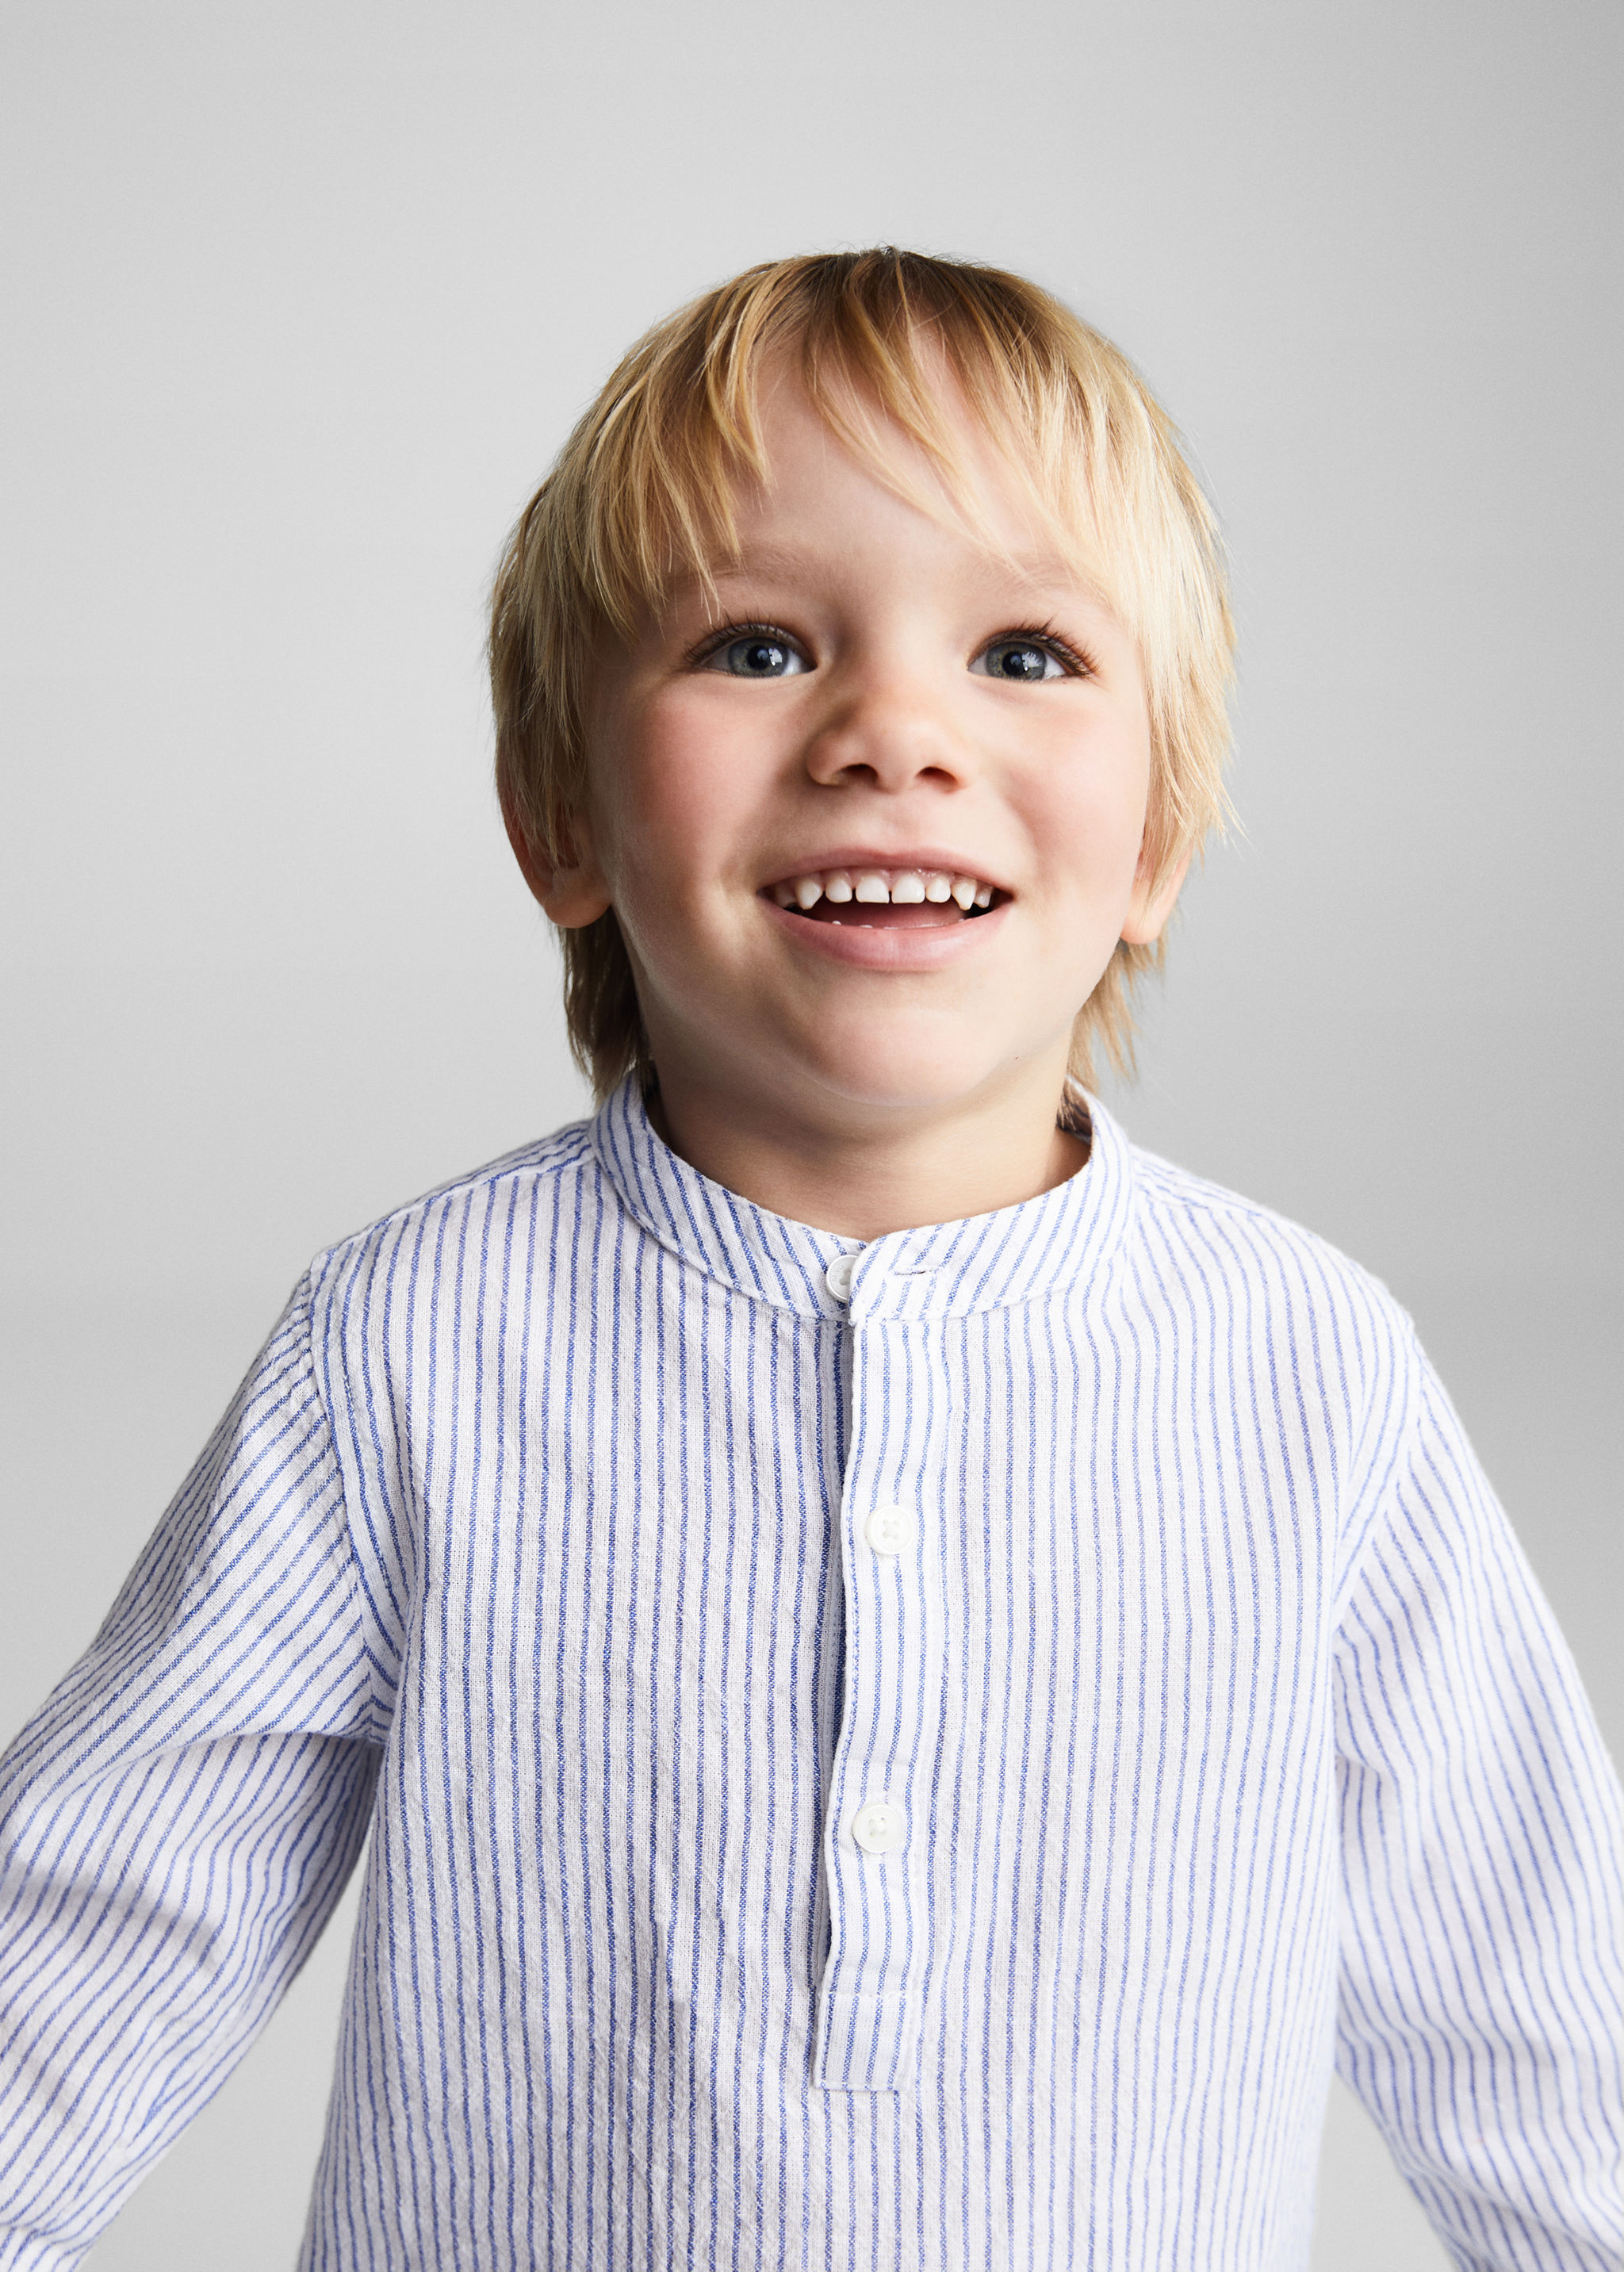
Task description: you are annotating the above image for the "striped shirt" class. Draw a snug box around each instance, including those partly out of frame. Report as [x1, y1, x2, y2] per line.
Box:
[0, 1075, 1618, 2271]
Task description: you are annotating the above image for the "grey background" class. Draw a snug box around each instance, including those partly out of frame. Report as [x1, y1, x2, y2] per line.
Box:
[2, 2, 1618, 2265]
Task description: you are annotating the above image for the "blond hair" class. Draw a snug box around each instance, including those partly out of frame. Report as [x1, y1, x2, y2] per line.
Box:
[491, 247, 1235, 1102]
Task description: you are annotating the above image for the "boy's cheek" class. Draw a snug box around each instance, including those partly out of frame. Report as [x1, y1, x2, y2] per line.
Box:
[593, 696, 735, 829]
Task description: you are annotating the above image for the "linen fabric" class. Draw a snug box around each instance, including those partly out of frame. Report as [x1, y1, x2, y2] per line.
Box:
[0, 1078, 1618, 2270]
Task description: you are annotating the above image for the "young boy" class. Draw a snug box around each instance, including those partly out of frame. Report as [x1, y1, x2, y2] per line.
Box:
[0, 249, 1618, 2270]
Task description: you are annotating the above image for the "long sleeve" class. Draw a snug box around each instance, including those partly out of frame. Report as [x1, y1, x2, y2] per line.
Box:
[0, 1278, 383, 2272]
[1335, 1339, 1624, 2270]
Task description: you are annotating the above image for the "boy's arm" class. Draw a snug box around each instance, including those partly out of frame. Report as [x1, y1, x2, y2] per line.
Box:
[1334, 1339, 1623, 2272]
[0, 1275, 381, 2272]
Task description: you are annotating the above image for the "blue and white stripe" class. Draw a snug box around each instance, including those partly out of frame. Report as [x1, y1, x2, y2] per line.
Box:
[0, 1076, 1618, 2270]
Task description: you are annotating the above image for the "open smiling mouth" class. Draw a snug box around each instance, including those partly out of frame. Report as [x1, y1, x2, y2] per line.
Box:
[761, 866, 1009, 927]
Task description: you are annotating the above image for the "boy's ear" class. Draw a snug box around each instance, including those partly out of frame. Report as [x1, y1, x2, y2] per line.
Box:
[501, 791, 613, 930]
[1120, 841, 1192, 947]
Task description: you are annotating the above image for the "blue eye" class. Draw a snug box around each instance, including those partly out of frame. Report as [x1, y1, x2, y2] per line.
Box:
[973, 639, 1067, 683]
[705, 632, 808, 678]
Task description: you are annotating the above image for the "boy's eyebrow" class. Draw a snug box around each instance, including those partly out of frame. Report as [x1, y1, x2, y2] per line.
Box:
[658, 536, 808, 600]
[664, 540, 1103, 613]
[667, 541, 835, 596]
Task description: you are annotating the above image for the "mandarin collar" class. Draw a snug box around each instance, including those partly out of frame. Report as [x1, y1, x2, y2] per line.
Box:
[588, 1075, 1132, 1323]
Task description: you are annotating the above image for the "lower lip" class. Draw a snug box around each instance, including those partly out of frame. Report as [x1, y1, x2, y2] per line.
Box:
[759, 895, 1011, 969]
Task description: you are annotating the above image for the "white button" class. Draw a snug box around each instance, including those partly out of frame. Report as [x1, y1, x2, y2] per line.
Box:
[851, 1796, 905, 1855]
[864, 1506, 914, 1556]
[824, 1251, 857, 1301]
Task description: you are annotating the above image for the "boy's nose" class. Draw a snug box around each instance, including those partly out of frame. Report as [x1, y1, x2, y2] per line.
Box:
[802, 681, 971, 795]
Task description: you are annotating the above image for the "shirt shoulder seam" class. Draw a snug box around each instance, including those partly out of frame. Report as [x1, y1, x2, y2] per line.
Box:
[306, 1122, 595, 1281]
[1128, 1145, 1409, 1307]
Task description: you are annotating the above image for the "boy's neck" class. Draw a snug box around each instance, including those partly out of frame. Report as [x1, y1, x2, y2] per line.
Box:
[642, 1059, 1090, 1239]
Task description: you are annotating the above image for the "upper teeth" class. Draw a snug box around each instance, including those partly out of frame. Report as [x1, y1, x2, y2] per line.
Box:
[770, 868, 995, 911]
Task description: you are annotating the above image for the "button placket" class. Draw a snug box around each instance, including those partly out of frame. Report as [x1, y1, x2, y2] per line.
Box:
[813, 1277, 941, 2095]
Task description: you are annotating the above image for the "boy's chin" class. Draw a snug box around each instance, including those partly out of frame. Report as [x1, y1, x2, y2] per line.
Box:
[787, 1024, 1061, 1124]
